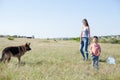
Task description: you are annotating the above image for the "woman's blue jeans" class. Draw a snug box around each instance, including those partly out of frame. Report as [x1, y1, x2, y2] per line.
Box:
[80, 37, 89, 60]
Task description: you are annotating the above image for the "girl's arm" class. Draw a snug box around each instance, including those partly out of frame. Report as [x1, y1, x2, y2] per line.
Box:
[97, 45, 101, 56]
[89, 44, 93, 55]
[99, 46, 101, 54]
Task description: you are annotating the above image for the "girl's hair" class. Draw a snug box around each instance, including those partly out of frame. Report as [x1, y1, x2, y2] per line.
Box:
[93, 36, 98, 39]
[82, 19, 89, 27]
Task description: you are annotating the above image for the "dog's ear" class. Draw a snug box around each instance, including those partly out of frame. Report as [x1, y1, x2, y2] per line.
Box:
[28, 43, 30, 45]
[26, 43, 30, 45]
[25, 43, 28, 46]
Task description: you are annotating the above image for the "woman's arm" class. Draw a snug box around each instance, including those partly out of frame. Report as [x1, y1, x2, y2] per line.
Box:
[88, 27, 90, 44]
[80, 26, 83, 41]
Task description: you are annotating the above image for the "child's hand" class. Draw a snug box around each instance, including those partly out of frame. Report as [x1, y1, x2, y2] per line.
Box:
[91, 55, 93, 57]
[88, 39, 90, 45]
[90, 51, 92, 55]
[96, 53, 100, 56]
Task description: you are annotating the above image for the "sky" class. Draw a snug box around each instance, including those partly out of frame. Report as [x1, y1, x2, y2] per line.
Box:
[0, 0, 120, 38]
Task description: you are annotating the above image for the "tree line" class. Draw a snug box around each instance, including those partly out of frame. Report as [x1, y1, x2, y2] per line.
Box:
[0, 35, 35, 39]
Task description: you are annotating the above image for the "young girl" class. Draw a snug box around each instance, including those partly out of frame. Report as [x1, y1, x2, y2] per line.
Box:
[80, 19, 90, 61]
[90, 36, 101, 69]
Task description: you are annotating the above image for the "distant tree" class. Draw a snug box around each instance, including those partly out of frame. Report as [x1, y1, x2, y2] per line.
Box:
[0, 35, 4, 37]
[32, 35, 35, 39]
[13, 35, 17, 38]
[47, 38, 49, 40]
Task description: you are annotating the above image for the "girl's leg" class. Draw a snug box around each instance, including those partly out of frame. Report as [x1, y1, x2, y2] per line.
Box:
[84, 38, 89, 60]
[95, 57, 99, 70]
[91, 55, 95, 68]
[92, 60, 95, 68]
[80, 39, 85, 60]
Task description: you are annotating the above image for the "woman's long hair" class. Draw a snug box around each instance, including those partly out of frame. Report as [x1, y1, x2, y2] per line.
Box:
[82, 19, 89, 27]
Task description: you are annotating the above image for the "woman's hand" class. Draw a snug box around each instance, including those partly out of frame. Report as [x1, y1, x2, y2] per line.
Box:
[88, 38, 90, 45]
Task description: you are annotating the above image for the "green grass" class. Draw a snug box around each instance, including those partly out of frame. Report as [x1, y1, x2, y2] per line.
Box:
[0, 38, 120, 80]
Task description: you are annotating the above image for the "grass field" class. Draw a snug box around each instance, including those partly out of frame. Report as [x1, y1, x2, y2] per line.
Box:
[0, 38, 120, 80]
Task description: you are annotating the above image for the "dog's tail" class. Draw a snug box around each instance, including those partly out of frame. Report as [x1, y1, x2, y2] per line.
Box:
[0, 58, 2, 62]
[0, 55, 2, 62]
[0, 52, 1, 62]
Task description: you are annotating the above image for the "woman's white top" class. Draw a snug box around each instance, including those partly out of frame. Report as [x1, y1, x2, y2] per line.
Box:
[82, 26, 89, 38]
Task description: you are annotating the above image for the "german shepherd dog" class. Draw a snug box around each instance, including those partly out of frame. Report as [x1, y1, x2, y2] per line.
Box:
[0, 43, 31, 64]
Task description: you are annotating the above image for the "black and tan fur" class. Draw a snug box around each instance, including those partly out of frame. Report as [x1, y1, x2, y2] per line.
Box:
[0, 43, 31, 64]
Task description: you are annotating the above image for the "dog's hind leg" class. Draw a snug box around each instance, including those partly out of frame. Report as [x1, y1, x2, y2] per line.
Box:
[2, 56, 7, 63]
[7, 57, 11, 63]
[1, 53, 10, 63]
[0, 53, 6, 63]
[3, 58, 7, 63]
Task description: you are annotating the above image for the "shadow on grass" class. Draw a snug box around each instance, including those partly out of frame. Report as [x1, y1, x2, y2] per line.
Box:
[117, 60, 120, 64]
[99, 59, 106, 63]
[20, 60, 54, 66]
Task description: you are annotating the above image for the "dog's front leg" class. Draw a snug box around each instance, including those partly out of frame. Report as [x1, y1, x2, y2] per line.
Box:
[18, 56, 21, 64]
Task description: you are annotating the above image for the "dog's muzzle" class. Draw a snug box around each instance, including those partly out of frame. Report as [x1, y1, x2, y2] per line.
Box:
[27, 48, 31, 51]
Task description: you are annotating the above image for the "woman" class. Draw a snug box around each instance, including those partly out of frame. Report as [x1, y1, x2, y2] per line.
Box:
[80, 19, 90, 61]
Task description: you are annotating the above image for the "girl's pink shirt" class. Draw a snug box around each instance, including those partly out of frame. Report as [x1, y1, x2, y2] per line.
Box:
[90, 43, 101, 56]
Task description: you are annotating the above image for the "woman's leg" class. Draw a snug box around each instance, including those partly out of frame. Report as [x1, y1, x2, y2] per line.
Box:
[84, 38, 89, 60]
[80, 38, 85, 60]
